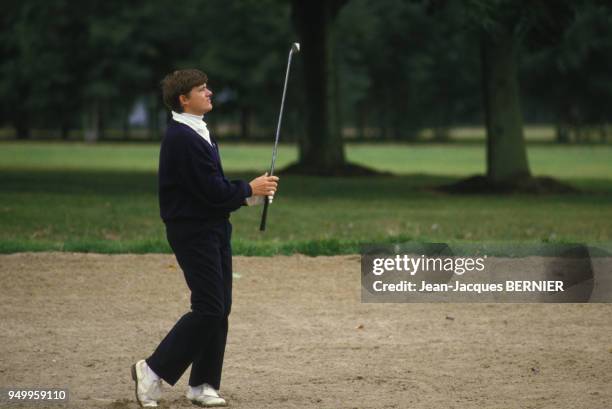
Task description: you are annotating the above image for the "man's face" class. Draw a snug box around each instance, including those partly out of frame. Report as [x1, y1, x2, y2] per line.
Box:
[180, 83, 213, 115]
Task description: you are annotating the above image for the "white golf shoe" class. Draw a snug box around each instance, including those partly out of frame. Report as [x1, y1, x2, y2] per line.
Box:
[186, 383, 227, 407]
[131, 359, 162, 407]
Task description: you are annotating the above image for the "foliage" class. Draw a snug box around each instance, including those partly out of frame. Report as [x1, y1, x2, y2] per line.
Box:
[1, 1, 610, 141]
[522, 2, 612, 140]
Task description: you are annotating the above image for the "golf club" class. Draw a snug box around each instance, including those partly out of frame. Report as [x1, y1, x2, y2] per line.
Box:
[259, 42, 300, 231]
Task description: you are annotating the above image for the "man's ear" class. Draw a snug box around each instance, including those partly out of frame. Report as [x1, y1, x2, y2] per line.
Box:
[179, 94, 189, 108]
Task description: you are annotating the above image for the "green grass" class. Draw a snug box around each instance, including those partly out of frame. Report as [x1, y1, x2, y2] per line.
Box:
[1, 141, 611, 255]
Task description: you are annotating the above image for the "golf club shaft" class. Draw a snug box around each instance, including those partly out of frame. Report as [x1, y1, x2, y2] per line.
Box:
[260, 47, 297, 231]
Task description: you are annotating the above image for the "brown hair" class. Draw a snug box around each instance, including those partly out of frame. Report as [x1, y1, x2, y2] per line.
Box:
[161, 69, 208, 112]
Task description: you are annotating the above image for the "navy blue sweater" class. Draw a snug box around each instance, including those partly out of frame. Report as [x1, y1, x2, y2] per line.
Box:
[158, 119, 252, 223]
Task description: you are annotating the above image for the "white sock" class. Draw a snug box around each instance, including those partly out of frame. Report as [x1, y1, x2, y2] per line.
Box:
[188, 385, 201, 396]
[144, 362, 160, 381]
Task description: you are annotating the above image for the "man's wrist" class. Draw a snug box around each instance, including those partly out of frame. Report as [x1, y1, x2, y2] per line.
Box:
[246, 195, 265, 206]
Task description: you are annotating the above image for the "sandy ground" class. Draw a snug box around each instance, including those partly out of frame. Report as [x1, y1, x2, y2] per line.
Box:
[0, 252, 611, 409]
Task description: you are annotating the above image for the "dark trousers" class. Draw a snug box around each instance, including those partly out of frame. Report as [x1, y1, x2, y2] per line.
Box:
[146, 219, 233, 390]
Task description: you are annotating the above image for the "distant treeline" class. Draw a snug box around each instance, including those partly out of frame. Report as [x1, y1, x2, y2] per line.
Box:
[1, 0, 611, 145]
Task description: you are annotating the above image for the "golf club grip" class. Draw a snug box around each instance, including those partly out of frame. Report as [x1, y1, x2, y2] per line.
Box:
[259, 196, 270, 231]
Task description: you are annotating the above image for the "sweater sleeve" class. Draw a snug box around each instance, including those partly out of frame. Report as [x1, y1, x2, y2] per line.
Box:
[176, 133, 252, 212]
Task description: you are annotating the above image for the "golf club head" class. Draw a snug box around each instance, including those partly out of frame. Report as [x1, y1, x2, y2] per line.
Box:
[291, 42, 300, 54]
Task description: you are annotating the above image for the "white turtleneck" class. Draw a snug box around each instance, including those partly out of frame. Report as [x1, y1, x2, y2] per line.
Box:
[171, 111, 212, 146]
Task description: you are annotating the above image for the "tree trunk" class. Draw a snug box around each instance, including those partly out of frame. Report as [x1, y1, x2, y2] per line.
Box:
[123, 108, 131, 141]
[240, 106, 251, 139]
[556, 123, 570, 144]
[84, 100, 100, 143]
[433, 127, 450, 142]
[433, 105, 451, 142]
[292, 0, 346, 173]
[480, 27, 531, 182]
[14, 113, 31, 139]
[149, 93, 160, 140]
[60, 122, 71, 140]
[98, 102, 106, 140]
[378, 110, 387, 139]
[356, 104, 366, 140]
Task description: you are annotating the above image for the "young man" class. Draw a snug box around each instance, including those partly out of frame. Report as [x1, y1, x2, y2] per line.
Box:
[131, 69, 278, 407]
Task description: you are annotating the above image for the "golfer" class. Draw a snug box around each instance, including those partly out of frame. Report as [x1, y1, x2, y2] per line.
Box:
[131, 69, 278, 407]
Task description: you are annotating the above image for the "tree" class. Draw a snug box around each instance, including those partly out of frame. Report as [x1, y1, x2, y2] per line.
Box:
[81, 0, 162, 141]
[522, 2, 612, 143]
[191, 0, 292, 139]
[288, 0, 349, 174]
[0, 0, 162, 141]
[480, 19, 530, 181]
[0, 0, 43, 139]
[433, 0, 577, 191]
[336, 0, 480, 141]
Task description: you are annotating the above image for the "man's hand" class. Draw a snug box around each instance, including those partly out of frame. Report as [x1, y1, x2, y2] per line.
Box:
[249, 172, 279, 197]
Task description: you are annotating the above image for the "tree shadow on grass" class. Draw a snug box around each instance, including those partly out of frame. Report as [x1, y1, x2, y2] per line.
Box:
[0, 169, 157, 196]
[1, 169, 611, 204]
[0, 169, 454, 200]
[438, 174, 579, 194]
